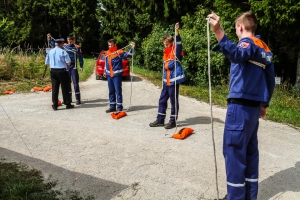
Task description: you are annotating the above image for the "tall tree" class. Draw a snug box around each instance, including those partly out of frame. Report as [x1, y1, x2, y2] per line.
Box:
[98, 0, 200, 45]
[249, 0, 300, 88]
[2, 0, 49, 47]
[48, 0, 100, 52]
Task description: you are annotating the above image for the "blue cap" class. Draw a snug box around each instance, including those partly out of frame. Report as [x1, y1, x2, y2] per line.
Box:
[54, 38, 65, 43]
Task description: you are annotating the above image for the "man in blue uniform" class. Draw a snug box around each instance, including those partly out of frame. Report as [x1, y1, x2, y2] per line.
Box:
[149, 23, 185, 129]
[45, 39, 74, 111]
[103, 39, 135, 113]
[207, 12, 275, 200]
[47, 34, 84, 105]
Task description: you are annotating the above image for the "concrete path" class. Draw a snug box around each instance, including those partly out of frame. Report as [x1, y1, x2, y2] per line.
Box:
[0, 73, 299, 200]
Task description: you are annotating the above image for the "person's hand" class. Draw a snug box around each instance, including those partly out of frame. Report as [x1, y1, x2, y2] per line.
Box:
[206, 12, 222, 33]
[175, 22, 179, 36]
[130, 42, 135, 49]
[206, 12, 224, 42]
[260, 106, 267, 118]
[103, 73, 107, 78]
[80, 68, 83, 73]
[47, 33, 52, 40]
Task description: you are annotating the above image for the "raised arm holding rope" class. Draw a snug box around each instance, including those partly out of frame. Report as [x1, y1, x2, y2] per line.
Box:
[47, 33, 84, 105]
[103, 39, 135, 113]
[149, 22, 185, 129]
[207, 12, 275, 200]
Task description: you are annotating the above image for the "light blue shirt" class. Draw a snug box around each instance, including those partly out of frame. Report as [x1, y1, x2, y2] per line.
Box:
[45, 46, 71, 69]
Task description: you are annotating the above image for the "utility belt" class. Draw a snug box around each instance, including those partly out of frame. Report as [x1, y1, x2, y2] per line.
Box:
[50, 68, 66, 71]
[227, 98, 261, 107]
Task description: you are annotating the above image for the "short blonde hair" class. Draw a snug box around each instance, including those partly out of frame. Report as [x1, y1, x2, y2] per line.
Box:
[162, 35, 174, 43]
[235, 11, 258, 33]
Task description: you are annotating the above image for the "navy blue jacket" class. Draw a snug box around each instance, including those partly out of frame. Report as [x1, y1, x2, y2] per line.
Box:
[104, 48, 133, 77]
[213, 35, 275, 106]
[163, 35, 185, 86]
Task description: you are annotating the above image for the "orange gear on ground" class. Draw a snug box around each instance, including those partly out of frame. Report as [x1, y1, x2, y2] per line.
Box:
[172, 127, 194, 140]
[4, 90, 15, 95]
[43, 86, 52, 92]
[33, 87, 43, 91]
[111, 111, 127, 119]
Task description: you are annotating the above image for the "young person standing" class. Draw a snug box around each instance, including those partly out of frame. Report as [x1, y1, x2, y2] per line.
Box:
[207, 12, 275, 200]
[149, 23, 185, 129]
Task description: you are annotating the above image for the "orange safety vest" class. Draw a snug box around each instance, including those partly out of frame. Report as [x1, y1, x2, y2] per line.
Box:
[105, 46, 124, 77]
[163, 46, 175, 86]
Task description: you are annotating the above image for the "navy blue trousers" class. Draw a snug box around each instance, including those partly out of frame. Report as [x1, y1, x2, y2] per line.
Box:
[223, 102, 261, 200]
[156, 84, 179, 123]
[67, 65, 81, 101]
[107, 75, 123, 111]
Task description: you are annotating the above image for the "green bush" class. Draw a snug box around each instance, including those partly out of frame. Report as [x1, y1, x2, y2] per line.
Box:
[139, 5, 230, 86]
[0, 48, 15, 80]
[141, 24, 170, 72]
[180, 5, 232, 86]
[0, 46, 45, 81]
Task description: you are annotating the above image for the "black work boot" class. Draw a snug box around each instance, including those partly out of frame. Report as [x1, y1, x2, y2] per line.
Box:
[106, 108, 116, 113]
[164, 122, 176, 129]
[52, 105, 58, 111]
[149, 121, 165, 127]
[66, 104, 74, 109]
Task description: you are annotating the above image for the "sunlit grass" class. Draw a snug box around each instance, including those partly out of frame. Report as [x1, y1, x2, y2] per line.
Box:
[133, 66, 300, 129]
[0, 57, 95, 95]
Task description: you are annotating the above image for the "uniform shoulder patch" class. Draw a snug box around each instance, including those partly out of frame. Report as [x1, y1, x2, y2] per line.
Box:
[239, 41, 250, 49]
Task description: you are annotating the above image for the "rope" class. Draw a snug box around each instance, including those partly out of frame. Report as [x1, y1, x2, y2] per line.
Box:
[207, 18, 220, 200]
[125, 46, 134, 112]
[0, 104, 61, 199]
[165, 25, 180, 137]
[174, 26, 178, 133]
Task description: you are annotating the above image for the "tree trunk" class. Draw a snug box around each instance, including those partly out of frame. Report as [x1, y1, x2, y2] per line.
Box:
[296, 50, 300, 92]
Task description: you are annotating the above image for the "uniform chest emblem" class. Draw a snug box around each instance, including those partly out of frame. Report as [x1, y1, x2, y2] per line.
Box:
[239, 42, 250, 49]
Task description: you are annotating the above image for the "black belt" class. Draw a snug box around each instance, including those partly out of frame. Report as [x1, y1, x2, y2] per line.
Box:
[227, 98, 261, 107]
[50, 68, 66, 71]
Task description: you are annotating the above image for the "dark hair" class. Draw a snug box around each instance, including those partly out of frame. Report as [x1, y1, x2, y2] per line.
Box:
[235, 11, 258, 33]
[161, 35, 174, 43]
[107, 39, 116, 44]
[67, 35, 75, 40]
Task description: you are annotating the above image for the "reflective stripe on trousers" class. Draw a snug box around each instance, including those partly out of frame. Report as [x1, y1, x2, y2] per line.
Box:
[107, 75, 123, 111]
[156, 84, 179, 123]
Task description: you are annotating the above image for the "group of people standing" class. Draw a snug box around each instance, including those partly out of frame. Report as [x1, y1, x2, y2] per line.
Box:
[45, 11, 275, 200]
[46, 34, 84, 110]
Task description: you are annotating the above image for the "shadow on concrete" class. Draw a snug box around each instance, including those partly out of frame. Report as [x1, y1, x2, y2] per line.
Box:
[73, 98, 108, 109]
[179, 116, 224, 127]
[0, 147, 128, 200]
[122, 75, 143, 82]
[125, 105, 157, 112]
[96, 75, 143, 82]
[258, 161, 300, 199]
[82, 98, 108, 104]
